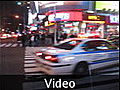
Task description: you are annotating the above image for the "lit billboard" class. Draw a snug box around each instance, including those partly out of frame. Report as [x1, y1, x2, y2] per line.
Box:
[48, 11, 83, 22]
[110, 15, 119, 24]
[95, 1, 119, 11]
[38, 1, 95, 14]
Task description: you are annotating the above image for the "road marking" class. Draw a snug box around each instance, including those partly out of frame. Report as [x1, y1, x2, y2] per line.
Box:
[24, 64, 37, 68]
[24, 60, 36, 63]
[24, 67, 41, 73]
[25, 55, 34, 58]
[24, 57, 35, 60]
[5, 43, 12, 47]
[0, 43, 6, 47]
[11, 43, 18, 47]
[25, 73, 44, 75]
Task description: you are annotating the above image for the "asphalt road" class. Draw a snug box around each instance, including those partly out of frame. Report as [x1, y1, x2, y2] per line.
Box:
[0, 46, 25, 90]
[0, 47, 25, 75]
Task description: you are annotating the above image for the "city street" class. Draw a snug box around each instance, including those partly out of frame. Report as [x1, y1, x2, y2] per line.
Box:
[23, 46, 119, 90]
[0, 40, 119, 90]
[0, 1, 119, 90]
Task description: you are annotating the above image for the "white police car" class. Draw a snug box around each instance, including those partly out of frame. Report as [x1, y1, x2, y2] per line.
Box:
[35, 38, 119, 75]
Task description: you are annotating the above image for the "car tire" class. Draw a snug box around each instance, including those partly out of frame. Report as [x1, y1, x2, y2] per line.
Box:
[73, 62, 90, 76]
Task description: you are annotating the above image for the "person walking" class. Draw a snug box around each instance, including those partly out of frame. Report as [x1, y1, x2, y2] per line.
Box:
[30, 34, 35, 47]
[41, 33, 46, 46]
[21, 33, 27, 47]
[46, 33, 52, 46]
[34, 33, 40, 46]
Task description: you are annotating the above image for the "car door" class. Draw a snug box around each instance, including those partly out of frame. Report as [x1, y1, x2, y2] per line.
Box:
[81, 40, 119, 70]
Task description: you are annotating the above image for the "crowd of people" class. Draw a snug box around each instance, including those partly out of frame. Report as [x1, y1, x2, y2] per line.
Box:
[17, 30, 119, 47]
[18, 32, 78, 47]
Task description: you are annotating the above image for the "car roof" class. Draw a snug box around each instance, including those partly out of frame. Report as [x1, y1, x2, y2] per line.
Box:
[63, 38, 107, 41]
[58, 38, 108, 44]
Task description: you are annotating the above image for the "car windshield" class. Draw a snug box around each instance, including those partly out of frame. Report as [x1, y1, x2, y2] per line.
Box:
[53, 40, 82, 50]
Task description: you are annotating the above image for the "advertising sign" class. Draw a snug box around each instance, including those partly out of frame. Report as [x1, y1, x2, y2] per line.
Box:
[95, 1, 119, 11]
[110, 15, 119, 23]
[83, 14, 105, 21]
[48, 12, 82, 22]
[48, 13, 70, 21]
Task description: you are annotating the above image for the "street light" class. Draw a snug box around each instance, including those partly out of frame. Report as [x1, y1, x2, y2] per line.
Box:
[15, 15, 20, 19]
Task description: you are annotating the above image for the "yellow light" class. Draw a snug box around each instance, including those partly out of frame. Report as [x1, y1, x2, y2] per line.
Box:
[48, 23, 55, 26]
[83, 21, 105, 24]
[88, 16, 98, 20]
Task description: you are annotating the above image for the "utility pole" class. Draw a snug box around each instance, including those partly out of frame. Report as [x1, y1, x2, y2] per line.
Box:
[54, 5, 57, 45]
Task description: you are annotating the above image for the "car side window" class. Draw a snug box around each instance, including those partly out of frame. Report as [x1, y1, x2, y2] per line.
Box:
[81, 41, 98, 51]
[81, 40, 117, 51]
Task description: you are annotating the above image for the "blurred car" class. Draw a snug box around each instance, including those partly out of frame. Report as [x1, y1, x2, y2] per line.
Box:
[11, 34, 18, 38]
[0, 34, 12, 39]
[35, 38, 119, 75]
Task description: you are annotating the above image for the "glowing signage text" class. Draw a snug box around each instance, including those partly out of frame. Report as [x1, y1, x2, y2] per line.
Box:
[88, 15, 101, 20]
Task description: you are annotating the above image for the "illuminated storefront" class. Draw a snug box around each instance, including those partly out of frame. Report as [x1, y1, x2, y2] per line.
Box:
[82, 13, 106, 38]
[45, 10, 83, 35]
[105, 15, 119, 39]
[45, 11, 106, 38]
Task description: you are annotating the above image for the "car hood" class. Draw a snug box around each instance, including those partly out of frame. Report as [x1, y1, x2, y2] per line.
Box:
[39, 47, 70, 55]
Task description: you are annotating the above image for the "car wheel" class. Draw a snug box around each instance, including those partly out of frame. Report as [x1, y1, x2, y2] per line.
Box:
[73, 62, 89, 76]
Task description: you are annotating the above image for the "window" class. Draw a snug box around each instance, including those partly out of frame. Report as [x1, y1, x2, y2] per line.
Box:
[81, 40, 117, 51]
[54, 40, 82, 50]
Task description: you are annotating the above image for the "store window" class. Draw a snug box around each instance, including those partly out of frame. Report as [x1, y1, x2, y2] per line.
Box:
[61, 21, 80, 34]
[106, 25, 119, 40]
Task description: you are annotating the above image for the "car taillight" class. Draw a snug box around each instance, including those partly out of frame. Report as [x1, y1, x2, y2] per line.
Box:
[45, 55, 58, 63]
[36, 52, 42, 56]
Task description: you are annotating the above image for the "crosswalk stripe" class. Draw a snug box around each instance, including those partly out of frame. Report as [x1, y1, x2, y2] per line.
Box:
[24, 57, 35, 60]
[24, 64, 37, 68]
[0, 43, 6, 47]
[11, 43, 18, 47]
[0, 43, 22, 47]
[24, 60, 36, 63]
[5, 43, 12, 47]
[25, 55, 34, 58]
[24, 67, 41, 73]
[25, 73, 44, 75]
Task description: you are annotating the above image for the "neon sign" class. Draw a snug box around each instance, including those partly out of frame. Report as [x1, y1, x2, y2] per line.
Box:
[83, 14, 105, 21]
[88, 15, 101, 20]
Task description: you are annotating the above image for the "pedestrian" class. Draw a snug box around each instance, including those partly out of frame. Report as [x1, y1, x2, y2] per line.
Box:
[51, 33, 54, 44]
[60, 33, 67, 40]
[30, 34, 35, 47]
[21, 33, 27, 47]
[34, 33, 40, 46]
[46, 33, 52, 45]
[41, 33, 46, 45]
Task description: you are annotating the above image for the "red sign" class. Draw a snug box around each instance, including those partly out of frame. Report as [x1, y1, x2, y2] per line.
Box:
[48, 11, 83, 22]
